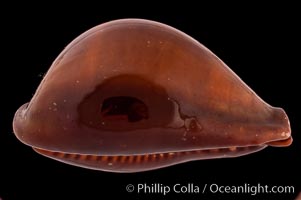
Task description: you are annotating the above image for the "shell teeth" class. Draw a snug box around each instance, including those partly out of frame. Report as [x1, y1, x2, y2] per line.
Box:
[229, 146, 237, 151]
[101, 156, 108, 161]
[46, 146, 245, 165]
[209, 149, 219, 153]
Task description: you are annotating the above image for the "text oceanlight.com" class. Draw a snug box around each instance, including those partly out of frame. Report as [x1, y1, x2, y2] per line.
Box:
[125, 183, 294, 196]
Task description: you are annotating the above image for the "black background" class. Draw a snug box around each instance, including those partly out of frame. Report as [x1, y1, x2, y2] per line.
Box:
[1, 3, 300, 200]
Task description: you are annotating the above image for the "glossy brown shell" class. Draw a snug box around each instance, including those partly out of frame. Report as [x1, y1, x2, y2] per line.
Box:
[13, 19, 291, 172]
